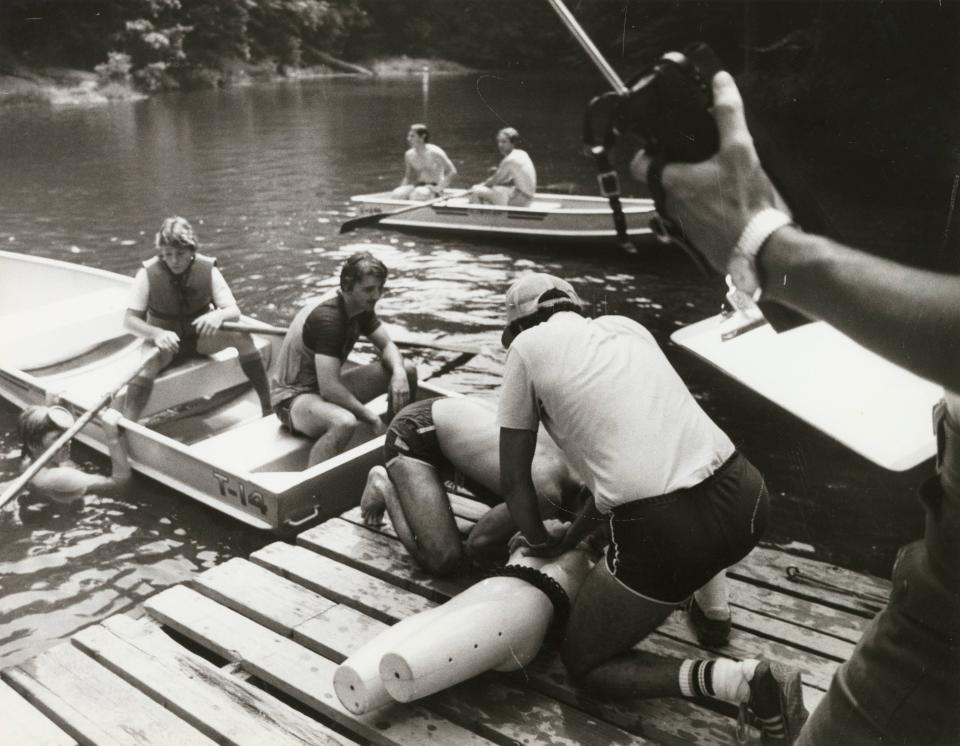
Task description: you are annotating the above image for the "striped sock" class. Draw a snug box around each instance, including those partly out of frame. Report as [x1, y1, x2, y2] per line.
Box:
[678, 658, 756, 703]
[678, 659, 716, 698]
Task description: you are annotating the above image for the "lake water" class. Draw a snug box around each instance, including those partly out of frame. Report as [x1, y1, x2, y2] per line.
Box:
[0, 74, 930, 669]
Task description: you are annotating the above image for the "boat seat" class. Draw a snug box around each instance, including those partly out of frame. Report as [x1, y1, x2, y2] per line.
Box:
[132, 334, 273, 418]
[0, 287, 128, 369]
[189, 392, 389, 473]
[191, 414, 310, 472]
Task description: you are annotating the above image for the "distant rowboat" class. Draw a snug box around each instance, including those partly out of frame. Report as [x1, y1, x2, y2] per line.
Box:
[0, 250, 454, 531]
[349, 189, 657, 244]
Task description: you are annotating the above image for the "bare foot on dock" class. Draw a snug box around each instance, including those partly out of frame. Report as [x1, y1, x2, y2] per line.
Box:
[360, 465, 392, 527]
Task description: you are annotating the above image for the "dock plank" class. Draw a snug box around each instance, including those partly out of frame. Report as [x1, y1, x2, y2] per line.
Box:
[727, 578, 870, 644]
[191, 557, 651, 746]
[732, 547, 890, 616]
[297, 520, 754, 744]
[145, 585, 494, 746]
[193, 557, 385, 660]
[192, 557, 339, 636]
[72, 615, 350, 746]
[309, 512, 476, 600]
[3, 642, 216, 746]
[0, 679, 76, 746]
[251, 541, 434, 621]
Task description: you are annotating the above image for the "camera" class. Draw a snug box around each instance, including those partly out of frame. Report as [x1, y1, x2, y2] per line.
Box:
[584, 42, 722, 163]
[616, 43, 722, 162]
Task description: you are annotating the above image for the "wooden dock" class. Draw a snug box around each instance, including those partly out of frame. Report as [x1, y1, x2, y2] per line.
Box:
[1, 494, 891, 746]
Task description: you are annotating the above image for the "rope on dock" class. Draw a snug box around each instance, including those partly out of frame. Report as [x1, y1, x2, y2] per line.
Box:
[785, 565, 888, 611]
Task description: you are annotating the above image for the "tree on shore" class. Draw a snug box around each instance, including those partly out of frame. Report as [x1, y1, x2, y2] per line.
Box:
[0, 0, 369, 89]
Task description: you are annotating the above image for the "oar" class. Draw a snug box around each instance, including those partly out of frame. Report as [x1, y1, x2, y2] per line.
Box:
[221, 321, 484, 356]
[339, 189, 476, 234]
[222, 321, 288, 337]
[0, 347, 162, 508]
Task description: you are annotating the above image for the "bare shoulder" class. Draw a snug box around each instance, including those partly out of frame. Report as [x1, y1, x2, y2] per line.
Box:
[32, 466, 91, 501]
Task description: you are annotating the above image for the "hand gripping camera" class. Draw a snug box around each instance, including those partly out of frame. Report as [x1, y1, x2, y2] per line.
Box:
[586, 43, 723, 165]
[572, 28, 812, 331]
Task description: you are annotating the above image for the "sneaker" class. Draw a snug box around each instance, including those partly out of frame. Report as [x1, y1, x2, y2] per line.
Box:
[740, 660, 809, 745]
[687, 596, 732, 647]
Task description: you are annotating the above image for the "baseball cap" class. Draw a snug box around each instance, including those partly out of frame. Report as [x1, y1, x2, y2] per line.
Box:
[502, 273, 584, 347]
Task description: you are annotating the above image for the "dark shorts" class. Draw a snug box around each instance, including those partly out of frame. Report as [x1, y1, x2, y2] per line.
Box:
[274, 396, 301, 435]
[604, 451, 768, 605]
[797, 476, 960, 745]
[170, 335, 199, 366]
[384, 397, 499, 505]
[384, 397, 447, 468]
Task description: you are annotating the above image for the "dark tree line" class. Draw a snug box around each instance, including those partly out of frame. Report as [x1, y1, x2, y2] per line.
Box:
[2, 1, 954, 86]
[1, 1, 955, 177]
[0, 0, 368, 89]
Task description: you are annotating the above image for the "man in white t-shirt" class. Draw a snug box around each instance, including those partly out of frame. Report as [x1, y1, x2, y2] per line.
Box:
[470, 127, 536, 207]
[498, 273, 806, 745]
[122, 216, 271, 421]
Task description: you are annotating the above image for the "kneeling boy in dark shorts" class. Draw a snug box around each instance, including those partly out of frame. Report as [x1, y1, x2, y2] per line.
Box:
[360, 395, 586, 577]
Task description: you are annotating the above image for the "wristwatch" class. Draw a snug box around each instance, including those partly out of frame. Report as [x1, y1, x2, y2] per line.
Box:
[726, 208, 792, 300]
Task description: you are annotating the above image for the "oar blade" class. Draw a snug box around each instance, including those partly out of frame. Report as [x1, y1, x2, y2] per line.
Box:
[339, 212, 387, 234]
[339, 190, 473, 235]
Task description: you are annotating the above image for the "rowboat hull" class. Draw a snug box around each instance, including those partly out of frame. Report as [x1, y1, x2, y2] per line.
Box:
[0, 250, 446, 531]
[350, 190, 656, 244]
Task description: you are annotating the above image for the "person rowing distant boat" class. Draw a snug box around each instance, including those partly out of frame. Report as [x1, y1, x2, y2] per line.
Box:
[391, 123, 458, 201]
[360, 395, 589, 575]
[122, 216, 272, 421]
[470, 127, 536, 207]
[13, 405, 131, 502]
[270, 251, 418, 466]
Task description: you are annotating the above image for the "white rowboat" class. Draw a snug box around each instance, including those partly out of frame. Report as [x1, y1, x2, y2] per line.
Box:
[0, 250, 451, 531]
[349, 189, 656, 244]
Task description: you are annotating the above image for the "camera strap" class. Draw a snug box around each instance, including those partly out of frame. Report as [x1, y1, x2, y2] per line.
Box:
[584, 92, 636, 254]
[590, 147, 636, 254]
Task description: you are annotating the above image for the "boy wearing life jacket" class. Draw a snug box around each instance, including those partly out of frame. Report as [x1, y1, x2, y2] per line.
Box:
[122, 216, 272, 421]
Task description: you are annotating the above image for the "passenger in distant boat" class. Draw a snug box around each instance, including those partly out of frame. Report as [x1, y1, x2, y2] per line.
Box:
[122, 216, 272, 421]
[271, 251, 418, 466]
[641, 70, 959, 746]
[497, 273, 805, 744]
[359, 395, 589, 576]
[15, 405, 131, 502]
[470, 127, 536, 207]
[390, 124, 458, 201]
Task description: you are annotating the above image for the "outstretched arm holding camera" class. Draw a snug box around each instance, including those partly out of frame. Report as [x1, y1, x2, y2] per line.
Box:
[632, 71, 960, 392]
[633, 70, 960, 746]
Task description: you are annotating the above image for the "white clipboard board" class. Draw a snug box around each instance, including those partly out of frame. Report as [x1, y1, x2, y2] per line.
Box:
[671, 313, 941, 471]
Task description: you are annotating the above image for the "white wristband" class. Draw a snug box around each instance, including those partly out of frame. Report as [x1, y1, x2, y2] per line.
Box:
[727, 208, 792, 300]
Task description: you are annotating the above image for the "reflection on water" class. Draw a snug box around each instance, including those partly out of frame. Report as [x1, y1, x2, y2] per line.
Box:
[0, 74, 931, 669]
[0, 439, 268, 668]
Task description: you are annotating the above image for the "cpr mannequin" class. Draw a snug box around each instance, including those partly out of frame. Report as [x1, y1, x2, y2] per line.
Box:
[333, 541, 594, 714]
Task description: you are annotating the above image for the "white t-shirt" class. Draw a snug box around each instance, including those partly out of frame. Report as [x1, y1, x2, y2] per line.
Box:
[127, 265, 236, 313]
[498, 312, 735, 513]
